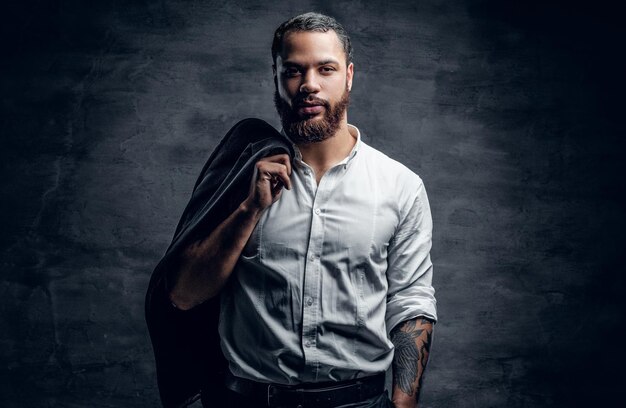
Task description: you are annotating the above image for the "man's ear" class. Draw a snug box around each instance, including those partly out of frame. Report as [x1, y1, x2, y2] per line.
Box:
[347, 62, 354, 91]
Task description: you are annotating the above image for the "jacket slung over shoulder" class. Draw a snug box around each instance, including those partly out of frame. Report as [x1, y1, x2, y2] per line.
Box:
[145, 118, 294, 408]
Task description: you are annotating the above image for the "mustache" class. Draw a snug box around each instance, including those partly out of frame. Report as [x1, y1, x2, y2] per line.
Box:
[294, 95, 330, 108]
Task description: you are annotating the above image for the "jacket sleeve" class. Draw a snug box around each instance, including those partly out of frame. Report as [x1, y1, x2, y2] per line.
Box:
[385, 177, 437, 335]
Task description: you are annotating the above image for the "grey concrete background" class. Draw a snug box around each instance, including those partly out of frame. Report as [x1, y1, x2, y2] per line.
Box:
[1, 0, 624, 407]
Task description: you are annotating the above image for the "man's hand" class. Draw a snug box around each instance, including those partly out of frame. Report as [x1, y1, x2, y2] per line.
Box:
[390, 317, 434, 408]
[242, 153, 292, 213]
[169, 153, 292, 309]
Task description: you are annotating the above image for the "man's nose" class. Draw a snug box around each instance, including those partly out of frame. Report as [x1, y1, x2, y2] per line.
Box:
[299, 70, 321, 94]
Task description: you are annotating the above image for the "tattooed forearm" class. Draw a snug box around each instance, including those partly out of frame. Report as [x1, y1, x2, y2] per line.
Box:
[391, 317, 434, 405]
[391, 320, 422, 395]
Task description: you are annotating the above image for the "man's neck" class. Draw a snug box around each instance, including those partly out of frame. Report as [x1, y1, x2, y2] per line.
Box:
[296, 121, 356, 171]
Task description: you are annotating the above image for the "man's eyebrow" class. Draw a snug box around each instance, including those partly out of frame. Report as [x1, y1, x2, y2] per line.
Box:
[281, 61, 301, 68]
[317, 59, 340, 66]
[282, 58, 341, 68]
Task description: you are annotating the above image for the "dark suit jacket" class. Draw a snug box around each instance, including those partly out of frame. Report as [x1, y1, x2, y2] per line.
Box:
[145, 118, 295, 408]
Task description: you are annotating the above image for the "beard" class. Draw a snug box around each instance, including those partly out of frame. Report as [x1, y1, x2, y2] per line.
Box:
[274, 84, 350, 144]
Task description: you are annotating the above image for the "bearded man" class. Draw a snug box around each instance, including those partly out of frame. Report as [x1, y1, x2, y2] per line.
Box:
[168, 12, 437, 408]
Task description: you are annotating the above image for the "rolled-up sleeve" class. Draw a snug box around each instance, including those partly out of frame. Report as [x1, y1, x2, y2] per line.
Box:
[385, 177, 437, 335]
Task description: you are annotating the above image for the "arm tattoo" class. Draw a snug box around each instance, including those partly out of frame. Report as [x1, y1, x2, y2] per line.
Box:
[391, 317, 434, 399]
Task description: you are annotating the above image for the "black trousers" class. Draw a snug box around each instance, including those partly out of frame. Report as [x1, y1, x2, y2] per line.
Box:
[202, 385, 394, 408]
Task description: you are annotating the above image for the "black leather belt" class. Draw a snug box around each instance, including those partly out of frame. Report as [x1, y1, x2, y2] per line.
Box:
[225, 371, 386, 408]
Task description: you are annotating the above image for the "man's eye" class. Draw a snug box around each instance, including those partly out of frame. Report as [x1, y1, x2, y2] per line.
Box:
[284, 69, 300, 77]
[321, 66, 335, 73]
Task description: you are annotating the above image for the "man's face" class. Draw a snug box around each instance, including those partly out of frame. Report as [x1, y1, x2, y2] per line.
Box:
[273, 30, 354, 144]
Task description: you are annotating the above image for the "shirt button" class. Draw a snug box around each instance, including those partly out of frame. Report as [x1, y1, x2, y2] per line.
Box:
[305, 340, 311, 348]
[306, 298, 313, 306]
[314, 208, 321, 215]
[309, 254, 315, 261]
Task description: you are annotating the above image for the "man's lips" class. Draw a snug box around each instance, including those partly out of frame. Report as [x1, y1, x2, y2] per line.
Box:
[298, 104, 325, 115]
[296, 100, 326, 115]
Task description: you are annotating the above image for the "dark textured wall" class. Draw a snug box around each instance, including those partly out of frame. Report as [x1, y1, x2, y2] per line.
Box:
[2, 1, 624, 407]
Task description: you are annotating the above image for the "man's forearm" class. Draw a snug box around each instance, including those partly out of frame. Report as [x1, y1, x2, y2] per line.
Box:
[168, 201, 263, 310]
[390, 316, 434, 408]
[168, 151, 293, 310]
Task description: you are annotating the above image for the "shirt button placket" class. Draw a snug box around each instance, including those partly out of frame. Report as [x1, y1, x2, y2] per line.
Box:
[301, 170, 327, 370]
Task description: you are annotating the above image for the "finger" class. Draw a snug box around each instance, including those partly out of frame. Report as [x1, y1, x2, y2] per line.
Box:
[262, 153, 292, 178]
[254, 162, 275, 182]
[270, 177, 284, 195]
[273, 154, 292, 177]
[266, 172, 288, 193]
[259, 162, 291, 190]
[275, 166, 291, 190]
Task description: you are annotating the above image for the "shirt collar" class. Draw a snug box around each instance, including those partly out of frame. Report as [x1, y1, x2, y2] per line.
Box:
[280, 124, 361, 170]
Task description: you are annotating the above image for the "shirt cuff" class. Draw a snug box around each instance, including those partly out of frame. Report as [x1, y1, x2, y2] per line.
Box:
[385, 285, 437, 335]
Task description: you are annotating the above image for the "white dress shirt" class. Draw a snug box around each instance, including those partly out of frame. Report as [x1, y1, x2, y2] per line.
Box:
[219, 123, 437, 384]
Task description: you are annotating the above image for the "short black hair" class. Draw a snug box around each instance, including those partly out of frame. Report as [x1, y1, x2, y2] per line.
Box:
[271, 12, 353, 66]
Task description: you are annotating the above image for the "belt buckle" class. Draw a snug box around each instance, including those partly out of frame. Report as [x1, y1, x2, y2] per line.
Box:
[267, 383, 276, 407]
[268, 383, 302, 408]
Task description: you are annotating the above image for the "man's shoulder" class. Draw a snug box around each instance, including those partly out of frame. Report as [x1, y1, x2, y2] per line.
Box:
[360, 140, 424, 188]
